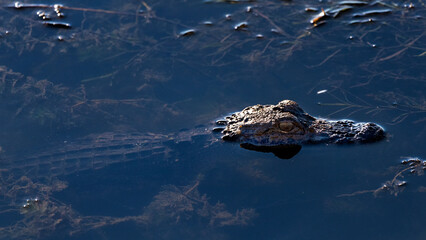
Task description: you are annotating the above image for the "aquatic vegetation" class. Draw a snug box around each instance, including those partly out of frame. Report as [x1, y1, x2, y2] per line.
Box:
[142, 178, 257, 227]
[316, 89, 426, 125]
[1, 0, 422, 69]
[0, 175, 256, 239]
[0, 66, 182, 136]
[338, 158, 426, 197]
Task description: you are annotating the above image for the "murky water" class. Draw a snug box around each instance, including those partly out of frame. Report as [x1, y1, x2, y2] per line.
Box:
[0, 0, 425, 239]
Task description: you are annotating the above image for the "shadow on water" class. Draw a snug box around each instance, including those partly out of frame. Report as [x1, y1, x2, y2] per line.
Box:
[0, 0, 425, 239]
[241, 143, 302, 159]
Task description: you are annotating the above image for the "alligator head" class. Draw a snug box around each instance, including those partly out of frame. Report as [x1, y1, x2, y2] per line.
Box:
[216, 100, 385, 159]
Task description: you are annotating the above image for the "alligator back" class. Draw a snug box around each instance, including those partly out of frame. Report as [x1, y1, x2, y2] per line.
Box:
[0, 132, 175, 178]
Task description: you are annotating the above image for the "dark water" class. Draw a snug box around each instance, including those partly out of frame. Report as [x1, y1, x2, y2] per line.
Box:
[0, 0, 425, 239]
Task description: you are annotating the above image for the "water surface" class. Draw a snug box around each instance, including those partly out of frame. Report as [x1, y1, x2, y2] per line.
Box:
[0, 0, 425, 239]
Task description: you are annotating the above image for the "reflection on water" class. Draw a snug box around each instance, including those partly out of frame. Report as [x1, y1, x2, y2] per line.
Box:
[0, 0, 425, 239]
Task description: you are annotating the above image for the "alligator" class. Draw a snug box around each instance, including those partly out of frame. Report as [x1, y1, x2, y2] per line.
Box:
[2, 99, 386, 178]
[0, 99, 386, 238]
[216, 99, 385, 158]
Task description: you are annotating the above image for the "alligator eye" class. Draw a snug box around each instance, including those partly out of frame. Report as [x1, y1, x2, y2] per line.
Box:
[279, 122, 295, 132]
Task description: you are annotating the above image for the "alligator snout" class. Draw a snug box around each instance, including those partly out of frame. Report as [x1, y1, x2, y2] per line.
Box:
[354, 122, 386, 143]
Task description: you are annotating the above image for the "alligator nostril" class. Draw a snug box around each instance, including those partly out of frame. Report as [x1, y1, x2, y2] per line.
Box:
[212, 127, 225, 133]
[215, 120, 227, 125]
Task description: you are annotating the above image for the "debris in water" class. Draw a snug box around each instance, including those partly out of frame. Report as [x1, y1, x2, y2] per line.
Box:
[10, 2, 49, 9]
[401, 158, 422, 165]
[270, 28, 280, 34]
[396, 180, 407, 187]
[178, 29, 197, 37]
[338, 158, 425, 197]
[234, 21, 248, 31]
[352, 9, 392, 17]
[310, 8, 326, 25]
[403, 3, 415, 9]
[21, 198, 41, 213]
[327, 5, 354, 18]
[305, 7, 318, 12]
[53, 4, 63, 11]
[202, 21, 213, 26]
[367, 42, 377, 48]
[13, 1, 23, 9]
[317, 89, 328, 94]
[42, 21, 71, 28]
[348, 18, 374, 24]
[338, 0, 368, 5]
[36, 10, 51, 20]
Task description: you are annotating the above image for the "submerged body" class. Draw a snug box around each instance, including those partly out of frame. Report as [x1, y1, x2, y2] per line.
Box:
[2, 100, 386, 173]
